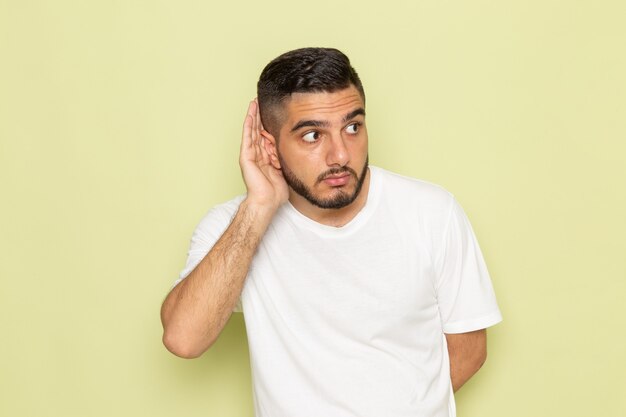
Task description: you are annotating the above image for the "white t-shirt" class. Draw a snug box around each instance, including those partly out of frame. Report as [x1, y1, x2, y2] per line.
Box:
[174, 166, 502, 417]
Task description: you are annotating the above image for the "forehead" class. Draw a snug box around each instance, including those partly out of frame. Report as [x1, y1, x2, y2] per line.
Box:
[283, 86, 364, 125]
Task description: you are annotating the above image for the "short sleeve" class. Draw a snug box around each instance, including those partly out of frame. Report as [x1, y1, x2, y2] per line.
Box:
[171, 196, 245, 313]
[434, 197, 502, 333]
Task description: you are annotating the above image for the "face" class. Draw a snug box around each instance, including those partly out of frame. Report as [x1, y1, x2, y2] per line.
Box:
[270, 85, 369, 210]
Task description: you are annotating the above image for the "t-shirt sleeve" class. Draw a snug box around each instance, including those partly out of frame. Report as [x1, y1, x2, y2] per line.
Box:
[434, 197, 502, 333]
[171, 197, 245, 313]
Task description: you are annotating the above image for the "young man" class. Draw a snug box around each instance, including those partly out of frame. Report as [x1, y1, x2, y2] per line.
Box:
[161, 47, 502, 417]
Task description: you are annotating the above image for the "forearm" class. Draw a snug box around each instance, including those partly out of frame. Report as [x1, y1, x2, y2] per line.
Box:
[449, 354, 482, 392]
[161, 199, 275, 358]
[446, 329, 487, 392]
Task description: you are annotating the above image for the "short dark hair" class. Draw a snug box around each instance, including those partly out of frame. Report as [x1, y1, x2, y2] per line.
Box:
[257, 47, 365, 138]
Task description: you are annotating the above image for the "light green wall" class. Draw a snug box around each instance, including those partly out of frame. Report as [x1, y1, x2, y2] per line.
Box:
[1, 1, 624, 416]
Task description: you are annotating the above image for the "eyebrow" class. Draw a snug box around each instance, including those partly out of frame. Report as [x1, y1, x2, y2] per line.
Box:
[290, 107, 366, 133]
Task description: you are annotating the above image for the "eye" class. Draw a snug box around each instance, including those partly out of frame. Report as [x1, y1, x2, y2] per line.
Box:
[302, 131, 320, 143]
[345, 122, 360, 135]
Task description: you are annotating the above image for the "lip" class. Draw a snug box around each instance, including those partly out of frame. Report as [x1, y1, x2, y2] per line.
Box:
[322, 173, 351, 187]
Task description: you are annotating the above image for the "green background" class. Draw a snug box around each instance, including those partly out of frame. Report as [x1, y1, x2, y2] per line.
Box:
[1, 1, 624, 416]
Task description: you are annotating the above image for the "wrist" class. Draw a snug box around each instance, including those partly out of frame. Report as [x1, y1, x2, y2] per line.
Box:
[240, 197, 281, 221]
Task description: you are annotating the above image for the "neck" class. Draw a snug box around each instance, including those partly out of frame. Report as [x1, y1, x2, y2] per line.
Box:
[288, 168, 371, 227]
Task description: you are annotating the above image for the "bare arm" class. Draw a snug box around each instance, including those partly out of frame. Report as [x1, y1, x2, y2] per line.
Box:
[161, 201, 274, 358]
[445, 329, 488, 392]
[160, 100, 287, 358]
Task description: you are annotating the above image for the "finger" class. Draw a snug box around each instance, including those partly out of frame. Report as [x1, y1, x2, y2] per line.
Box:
[259, 137, 272, 165]
[243, 100, 255, 131]
[250, 100, 257, 141]
[246, 99, 256, 120]
[252, 105, 263, 163]
[241, 101, 255, 155]
[254, 97, 264, 133]
[241, 115, 254, 158]
[255, 132, 264, 163]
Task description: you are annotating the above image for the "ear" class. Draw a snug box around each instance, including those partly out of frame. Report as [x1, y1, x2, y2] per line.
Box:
[260, 130, 281, 169]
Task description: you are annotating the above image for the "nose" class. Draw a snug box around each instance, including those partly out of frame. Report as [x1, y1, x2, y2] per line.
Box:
[325, 133, 350, 167]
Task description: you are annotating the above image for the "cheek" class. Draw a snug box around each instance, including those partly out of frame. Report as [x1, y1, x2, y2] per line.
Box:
[280, 145, 323, 173]
[300, 152, 325, 176]
[286, 142, 326, 163]
[348, 135, 368, 156]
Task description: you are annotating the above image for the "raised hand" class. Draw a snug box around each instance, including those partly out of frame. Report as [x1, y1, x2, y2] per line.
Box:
[239, 99, 289, 211]
[161, 100, 289, 358]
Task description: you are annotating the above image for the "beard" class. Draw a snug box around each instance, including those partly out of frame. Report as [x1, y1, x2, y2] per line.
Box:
[277, 153, 369, 210]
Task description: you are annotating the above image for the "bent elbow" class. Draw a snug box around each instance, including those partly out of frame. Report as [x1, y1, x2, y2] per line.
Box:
[474, 347, 488, 371]
[162, 330, 212, 359]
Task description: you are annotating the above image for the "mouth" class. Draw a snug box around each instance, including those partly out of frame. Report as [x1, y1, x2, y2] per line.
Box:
[321, 172, 352, 187]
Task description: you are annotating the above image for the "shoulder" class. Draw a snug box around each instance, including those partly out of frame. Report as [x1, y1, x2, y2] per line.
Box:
[207, 194, 246, 217]
[194, 194, 246, 235]
[372, 166, 454, 213]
